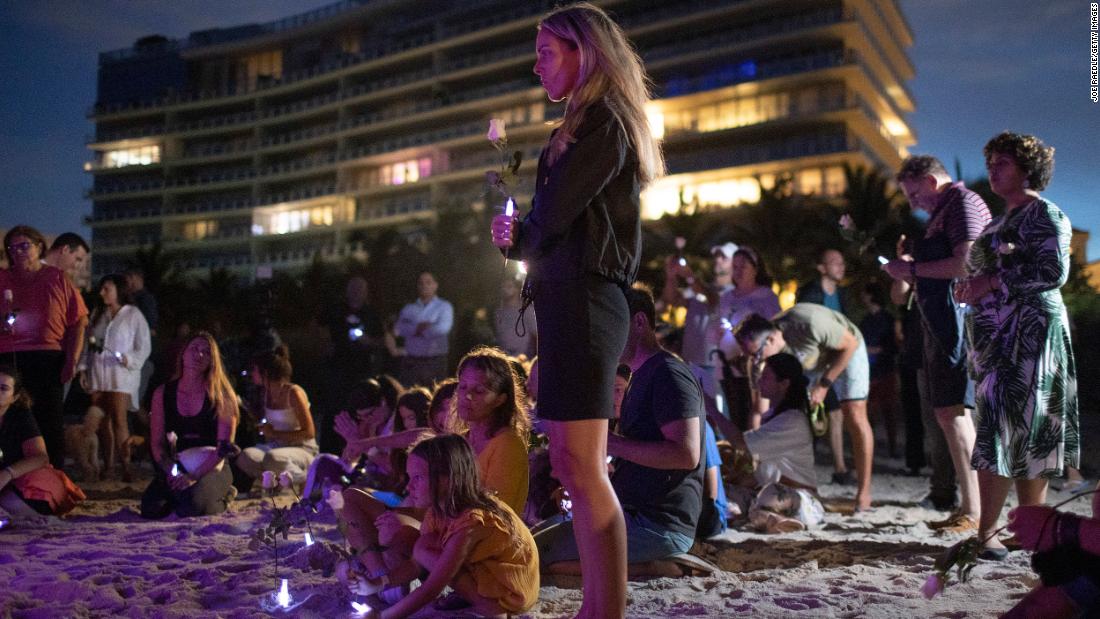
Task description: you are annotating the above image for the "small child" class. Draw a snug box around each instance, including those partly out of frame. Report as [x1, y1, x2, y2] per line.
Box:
[346, 434, 539, 619]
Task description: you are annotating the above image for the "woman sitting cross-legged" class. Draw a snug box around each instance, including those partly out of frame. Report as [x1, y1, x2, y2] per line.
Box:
[337, 347, 529, 609]
[343, 434, 539, 619]
[236, 345, 318, 489]
[140, 332, 239, 518]
[707, 352, 825, 532]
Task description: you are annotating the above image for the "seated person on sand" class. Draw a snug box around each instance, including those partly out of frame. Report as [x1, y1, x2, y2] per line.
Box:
[341, 434, 539, 619]
[0, 365, 84, 519]
[337, 347, 530, 607]
[301, 377, 405, 503]
[140, 333, 238, 519]
[704, 352, 824, 532]
[534, 286, 705, 573]
[1001, 480, 1100, 618]
[236, 345, 318, 489]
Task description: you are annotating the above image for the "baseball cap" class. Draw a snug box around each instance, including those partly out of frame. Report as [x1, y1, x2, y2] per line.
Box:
[710, 242, 738, 259]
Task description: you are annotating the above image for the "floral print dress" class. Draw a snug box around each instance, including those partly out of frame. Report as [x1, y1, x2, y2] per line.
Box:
[965, 198, 1078, 479]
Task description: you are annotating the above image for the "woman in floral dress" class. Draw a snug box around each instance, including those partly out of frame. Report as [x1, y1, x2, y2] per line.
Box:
[955, 131, 1078, 559]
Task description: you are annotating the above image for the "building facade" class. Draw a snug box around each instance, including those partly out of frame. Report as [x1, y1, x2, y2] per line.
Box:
[86, 0, 915, 278]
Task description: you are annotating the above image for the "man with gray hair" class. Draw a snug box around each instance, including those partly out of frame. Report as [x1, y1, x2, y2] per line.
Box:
[882, 154, 991, 532]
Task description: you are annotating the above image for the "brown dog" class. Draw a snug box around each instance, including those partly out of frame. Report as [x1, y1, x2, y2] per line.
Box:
[64, 406, 106, 481]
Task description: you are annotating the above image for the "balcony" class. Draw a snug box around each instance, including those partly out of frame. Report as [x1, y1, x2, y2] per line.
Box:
[87, 180, 166, 199]
[668, 131, 853, 175]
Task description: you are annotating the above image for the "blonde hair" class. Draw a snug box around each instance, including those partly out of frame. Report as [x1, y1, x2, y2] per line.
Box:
[539, 3, 665, 186]
[173, 331, 238, 420]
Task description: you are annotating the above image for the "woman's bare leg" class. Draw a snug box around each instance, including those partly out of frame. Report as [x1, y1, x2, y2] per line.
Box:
[106, 392, 132, 481]
[547, 419, 625, 619]
[977, 471, 1013, 549]
[341, 489, 390, 576]
[92, 394, 116, 479]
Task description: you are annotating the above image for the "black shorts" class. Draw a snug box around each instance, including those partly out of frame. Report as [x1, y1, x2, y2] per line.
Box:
[533, 275, 628, 422]
[920, 321, 975, 409]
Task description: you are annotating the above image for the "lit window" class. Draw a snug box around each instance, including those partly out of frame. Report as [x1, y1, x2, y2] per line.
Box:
[379, 158, 432, 186]
[182, 220, 218, 240]
[102, 145, 161, 168]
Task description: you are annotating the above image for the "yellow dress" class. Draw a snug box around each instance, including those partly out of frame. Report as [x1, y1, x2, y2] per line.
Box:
[474, 429, 529, 516]
[422, 504, 540, 613]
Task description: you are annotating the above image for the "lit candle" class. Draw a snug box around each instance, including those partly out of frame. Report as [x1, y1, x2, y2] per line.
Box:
[351, 600, 372, 614]
[276, 579, 291, 609]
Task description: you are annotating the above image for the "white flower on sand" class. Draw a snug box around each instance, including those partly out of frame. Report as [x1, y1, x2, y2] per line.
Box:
[487, 118, 506, 143]
[261, 470, 276, 490]
[166, 432, 178, 448]
[326, 488, 345, 511]
[839, 214, 855, 231]
[997, 242, 1017, 255]
[278, 471, 293, 489]
[921, 573, 945, 599]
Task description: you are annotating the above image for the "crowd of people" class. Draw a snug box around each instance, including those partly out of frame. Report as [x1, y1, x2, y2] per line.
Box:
[0, 3, 1093, 617]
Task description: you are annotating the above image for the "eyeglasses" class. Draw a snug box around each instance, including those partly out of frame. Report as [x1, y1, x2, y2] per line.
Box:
[6, 242, 33, 253]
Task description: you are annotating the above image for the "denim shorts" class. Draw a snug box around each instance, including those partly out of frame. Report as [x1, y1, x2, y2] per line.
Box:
[809, 338, 869, 402]
[533, 510, 694, 566]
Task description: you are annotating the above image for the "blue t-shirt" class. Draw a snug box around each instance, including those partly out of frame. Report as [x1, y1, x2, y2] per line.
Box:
[703, 423, 728, 532]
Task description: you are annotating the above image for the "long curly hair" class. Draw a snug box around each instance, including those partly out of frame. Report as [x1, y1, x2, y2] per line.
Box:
[983, 131, 1055, 191]
[454, 346, 531, 441]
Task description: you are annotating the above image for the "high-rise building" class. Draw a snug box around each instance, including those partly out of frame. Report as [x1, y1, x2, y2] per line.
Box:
[86, 0, 914, 278]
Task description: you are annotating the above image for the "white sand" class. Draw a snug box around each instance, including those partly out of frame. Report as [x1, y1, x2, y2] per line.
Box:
[0, 459, 1092, 618]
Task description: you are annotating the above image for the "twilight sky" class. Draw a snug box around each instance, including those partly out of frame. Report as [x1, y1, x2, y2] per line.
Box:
[0, 1, 1097, 257]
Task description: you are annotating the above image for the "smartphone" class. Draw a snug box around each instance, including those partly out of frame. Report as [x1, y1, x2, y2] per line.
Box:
[877, 255, 889, 265]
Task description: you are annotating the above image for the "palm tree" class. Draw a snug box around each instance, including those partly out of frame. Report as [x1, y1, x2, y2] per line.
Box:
[128, 241, 181, 293]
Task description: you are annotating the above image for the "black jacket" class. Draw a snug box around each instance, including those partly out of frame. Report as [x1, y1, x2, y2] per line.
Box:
[515, 101, 641, 285]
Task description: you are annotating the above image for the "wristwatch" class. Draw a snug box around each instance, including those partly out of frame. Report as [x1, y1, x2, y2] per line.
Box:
[818, 376, 833, 389]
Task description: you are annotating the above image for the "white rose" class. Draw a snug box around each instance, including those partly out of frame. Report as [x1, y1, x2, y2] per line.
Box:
[487, 118, 507, 143]
[261, 470, 276, 489]
[278, 471, 293, 489]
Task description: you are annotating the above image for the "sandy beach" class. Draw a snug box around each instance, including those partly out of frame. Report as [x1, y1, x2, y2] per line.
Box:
[0, 455, 1092, 618]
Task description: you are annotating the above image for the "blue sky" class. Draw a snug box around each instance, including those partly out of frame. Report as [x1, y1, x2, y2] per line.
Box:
[1, 1, 1097, 257]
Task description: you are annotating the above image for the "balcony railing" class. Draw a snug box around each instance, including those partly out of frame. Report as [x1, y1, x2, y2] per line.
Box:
[641, 8, 844, 64]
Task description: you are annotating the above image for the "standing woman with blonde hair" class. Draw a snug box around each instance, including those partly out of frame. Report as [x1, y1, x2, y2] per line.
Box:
[491, 4, 663, 616]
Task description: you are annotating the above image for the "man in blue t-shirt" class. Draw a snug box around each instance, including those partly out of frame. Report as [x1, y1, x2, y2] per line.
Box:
[534, 285, 705, 568]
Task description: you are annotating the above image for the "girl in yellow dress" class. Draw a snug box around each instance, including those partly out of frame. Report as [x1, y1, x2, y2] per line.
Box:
[354, 433, 539, 618]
